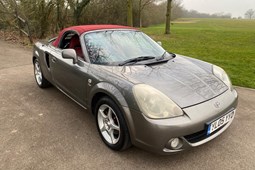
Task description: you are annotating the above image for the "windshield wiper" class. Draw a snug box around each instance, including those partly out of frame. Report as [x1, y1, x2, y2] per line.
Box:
[119, 56, 155, 66]
[156, 51, 167, 61]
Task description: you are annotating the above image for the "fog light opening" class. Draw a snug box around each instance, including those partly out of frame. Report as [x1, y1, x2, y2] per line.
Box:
[170, 138, 183, 150]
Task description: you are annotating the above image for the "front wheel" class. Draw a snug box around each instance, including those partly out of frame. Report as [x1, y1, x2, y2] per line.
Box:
[33, 59, 51, 88]
[95, 97, 132, 151]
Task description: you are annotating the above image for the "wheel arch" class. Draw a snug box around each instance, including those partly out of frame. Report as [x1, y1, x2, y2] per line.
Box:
[32, 43, 42, 64]
[89, 82, 135, 142]
[89, 82, 129, 115]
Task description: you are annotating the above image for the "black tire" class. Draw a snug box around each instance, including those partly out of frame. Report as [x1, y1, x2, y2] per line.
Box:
[95, 96, 132, 151]
[33, 59, 51, 88]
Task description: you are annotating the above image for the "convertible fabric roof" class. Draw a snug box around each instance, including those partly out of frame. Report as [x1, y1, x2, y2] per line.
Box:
[52, 25, 136, 47]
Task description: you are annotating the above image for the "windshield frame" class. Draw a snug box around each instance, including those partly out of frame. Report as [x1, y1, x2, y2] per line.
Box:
[81, 29, 171, 66]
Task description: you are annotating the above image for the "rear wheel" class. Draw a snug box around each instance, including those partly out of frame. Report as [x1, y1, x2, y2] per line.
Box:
[33, 59, 51, 88]
[95, 97, 131, 151]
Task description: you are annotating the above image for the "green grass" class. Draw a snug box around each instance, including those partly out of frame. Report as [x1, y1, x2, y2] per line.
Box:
[142, 18, 255, 89]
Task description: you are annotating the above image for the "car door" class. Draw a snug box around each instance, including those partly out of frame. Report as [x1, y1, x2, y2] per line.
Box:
[49, 32, 90, 107]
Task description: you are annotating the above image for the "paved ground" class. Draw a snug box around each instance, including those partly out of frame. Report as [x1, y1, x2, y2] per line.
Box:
[0, 40, 254, 170]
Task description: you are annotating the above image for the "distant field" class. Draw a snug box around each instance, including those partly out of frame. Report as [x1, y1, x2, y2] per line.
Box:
[142, 18, 255, 89]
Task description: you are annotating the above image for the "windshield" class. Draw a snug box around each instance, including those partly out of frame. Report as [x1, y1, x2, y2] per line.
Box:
[84, 30, 167, 65]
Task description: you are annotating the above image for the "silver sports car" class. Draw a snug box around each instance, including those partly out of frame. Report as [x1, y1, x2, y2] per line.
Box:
[33, 25, 238, 154]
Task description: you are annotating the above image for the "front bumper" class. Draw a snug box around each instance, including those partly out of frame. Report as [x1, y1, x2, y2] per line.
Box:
[126, 89, 238, 155]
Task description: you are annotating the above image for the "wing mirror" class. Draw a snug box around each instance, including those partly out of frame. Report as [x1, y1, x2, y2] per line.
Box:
[62, 49, 78, 64]
[157, 41, 162, 46]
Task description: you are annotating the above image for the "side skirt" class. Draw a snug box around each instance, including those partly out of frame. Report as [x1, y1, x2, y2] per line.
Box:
[55, 86, 88, 110]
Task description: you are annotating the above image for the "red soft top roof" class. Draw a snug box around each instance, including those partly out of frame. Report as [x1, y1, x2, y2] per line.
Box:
[52, 25, 136, 47]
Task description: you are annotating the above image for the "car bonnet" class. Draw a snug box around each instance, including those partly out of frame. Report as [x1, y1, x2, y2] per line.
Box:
[102, 55, 228, 108]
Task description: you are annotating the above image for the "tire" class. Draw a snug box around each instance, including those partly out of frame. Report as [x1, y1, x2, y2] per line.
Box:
[95, 96, 132, 151]
[33, 59, 51, 88]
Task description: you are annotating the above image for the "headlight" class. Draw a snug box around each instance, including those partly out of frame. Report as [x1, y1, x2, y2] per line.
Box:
[133, 84, 183, 119]
[213, 65, 233, 90]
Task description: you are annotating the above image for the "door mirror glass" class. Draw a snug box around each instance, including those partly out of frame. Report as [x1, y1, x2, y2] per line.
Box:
[62, 49, 78, 64]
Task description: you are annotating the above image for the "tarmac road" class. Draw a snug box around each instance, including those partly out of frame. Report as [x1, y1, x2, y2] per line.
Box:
[0, 40, 254, 170]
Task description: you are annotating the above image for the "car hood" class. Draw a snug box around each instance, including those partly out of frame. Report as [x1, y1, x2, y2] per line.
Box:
[102, 55, 228, 108]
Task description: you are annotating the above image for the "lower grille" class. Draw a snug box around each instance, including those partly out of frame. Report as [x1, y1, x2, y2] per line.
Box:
[184, 124, 227, 143]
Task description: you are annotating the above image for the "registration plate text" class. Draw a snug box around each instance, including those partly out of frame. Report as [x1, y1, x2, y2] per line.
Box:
[207, 110, 235, 135]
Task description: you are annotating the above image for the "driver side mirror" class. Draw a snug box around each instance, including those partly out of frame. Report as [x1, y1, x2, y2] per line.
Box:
[62, 49, 78, 64]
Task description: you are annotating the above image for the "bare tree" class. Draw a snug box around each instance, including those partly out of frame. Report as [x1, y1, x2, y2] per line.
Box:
[0, 0, 33, 43]
[0, 0, 187, 41]
[165, 0, 172, 34]
[127, 0, 133, 26]
[55, 0, 65, 31]
[138, 0, 155, 27]
[171, 0, 183, 20]
[67, 0, 91, 25]
[245, 9, 255, 19]
[83, 0, 127, 25]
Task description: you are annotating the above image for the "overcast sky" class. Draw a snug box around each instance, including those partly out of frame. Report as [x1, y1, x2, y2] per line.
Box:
[182, 0, 255, 18]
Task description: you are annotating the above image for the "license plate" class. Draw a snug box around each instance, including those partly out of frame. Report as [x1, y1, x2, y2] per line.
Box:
[207, 110, 235, 135]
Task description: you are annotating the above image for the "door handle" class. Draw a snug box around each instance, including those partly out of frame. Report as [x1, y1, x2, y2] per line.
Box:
[52, 57, 57, 63]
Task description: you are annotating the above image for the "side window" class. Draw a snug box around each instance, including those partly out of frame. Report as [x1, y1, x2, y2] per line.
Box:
[59, 32, 75, 49]
[60, 32, 84, 59]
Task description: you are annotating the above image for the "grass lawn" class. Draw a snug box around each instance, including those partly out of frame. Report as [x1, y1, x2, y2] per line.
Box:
[142, 18, 255, 89]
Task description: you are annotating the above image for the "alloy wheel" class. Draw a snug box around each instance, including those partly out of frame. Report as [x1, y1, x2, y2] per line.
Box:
[97, 104, 121, 144]
[34, 61, 42, 86]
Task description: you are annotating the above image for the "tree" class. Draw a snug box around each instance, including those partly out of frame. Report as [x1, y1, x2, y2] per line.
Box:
[165, 0, 172, 34]
[37, 0, 55, 38]
[67, 0, 91, 25]
[55, 0, 66, 31]
[82, 0, 127, 25]
[138, 0, 155, 27]
[245, 9, 255, 19]
[127, 0, 133, 26]
[171, 0, 183, 20]
[0, 0, 33, 43]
